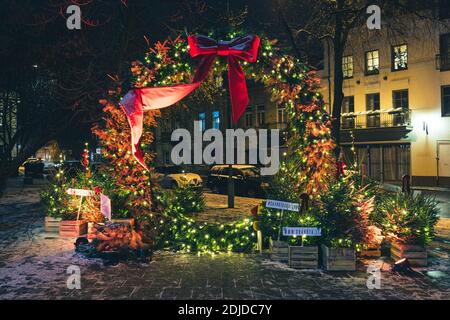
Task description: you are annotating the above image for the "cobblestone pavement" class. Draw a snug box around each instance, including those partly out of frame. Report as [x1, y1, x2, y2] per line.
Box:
[0, 178, 449, 300]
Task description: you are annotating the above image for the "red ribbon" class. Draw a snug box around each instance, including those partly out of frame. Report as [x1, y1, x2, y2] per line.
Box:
[119, 34, 260, 169]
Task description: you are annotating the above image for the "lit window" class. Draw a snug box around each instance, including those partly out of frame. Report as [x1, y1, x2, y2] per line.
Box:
[365, 50, 379, 75]
[393, 90, 409, 109]
[392, 44, 408, 71]
[256, 105, 265, 126]
[342, 56, 354, 79]
[442, 86, 450, 117]
[212, 111, 220, 129]
[277, 107, 286, 123]
[199, 112, 206, 131]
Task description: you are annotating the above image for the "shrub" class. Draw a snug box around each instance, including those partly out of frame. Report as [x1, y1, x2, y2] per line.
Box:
[375, 192, 440, 246]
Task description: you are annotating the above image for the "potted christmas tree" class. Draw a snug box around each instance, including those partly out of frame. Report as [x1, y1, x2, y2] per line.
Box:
[318, 179, 377, 271]
[375, 192, 440, 267]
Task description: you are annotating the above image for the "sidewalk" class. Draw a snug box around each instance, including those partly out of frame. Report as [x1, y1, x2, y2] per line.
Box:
[0, 177, 449, 300]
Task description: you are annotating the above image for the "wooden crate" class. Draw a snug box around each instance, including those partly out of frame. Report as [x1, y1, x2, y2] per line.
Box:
[289, 246, 318, 269]
[390, 241, 427, 267]
[269, 238, 289, 263]
[44, 216, 61, 233]
[59, 220, 88, 237]
[321, 245, 356, 271]
[361, 246, 381, 258]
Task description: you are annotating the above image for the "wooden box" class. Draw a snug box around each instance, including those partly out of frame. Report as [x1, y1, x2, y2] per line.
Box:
[44, 216, 61, 233]
[321, 244, 356, 271]
[269, 238, 288, 263]
[289, 246, 318, 269]
[390, 241, 427, 267]
[361, 246, 381, 258]
[59, 220, 88, 237]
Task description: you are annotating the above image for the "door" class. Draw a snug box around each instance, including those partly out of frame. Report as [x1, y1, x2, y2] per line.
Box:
[438, 142, 450, 181]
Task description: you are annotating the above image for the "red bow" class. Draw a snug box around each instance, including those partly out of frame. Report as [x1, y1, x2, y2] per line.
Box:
[188, 34, 260, 124]
[119, 34, 260, 170]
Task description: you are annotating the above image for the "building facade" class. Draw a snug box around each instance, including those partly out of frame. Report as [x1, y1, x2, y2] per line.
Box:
[320, 14, 450, 187]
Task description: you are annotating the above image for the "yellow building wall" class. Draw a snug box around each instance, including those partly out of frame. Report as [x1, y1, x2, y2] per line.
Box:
[319, 18, 450, 182]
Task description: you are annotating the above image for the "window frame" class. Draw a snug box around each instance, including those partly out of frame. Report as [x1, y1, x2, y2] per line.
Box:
[342, 96, 355, 114]
[392, 89, 409, 109]
[366, 93, 381, 111]
[442, 85, 450, 117]
[342, 55, 354, 79]
[256, 105, 265, 126]
[365, 49, 380, 76]
[277, 107, 287, 124]
[391, 44, 408, 72]
[245, 107, 253, 127]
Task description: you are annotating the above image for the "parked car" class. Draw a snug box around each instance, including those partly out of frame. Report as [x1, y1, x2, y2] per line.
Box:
[154, 166, 203, 189]
[206, 165, 270, 198]
[23, 158, 44, 177]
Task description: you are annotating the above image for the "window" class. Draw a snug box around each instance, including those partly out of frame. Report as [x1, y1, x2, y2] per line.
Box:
[392, 44, 408, 71]
[366, 93, 380, 127]
[440, 33, 450, 71]
[212, 111, 220, 129]
[245, 107, 253, 127]
[198, 112, 206, 131]
[256, 105, 265, 126]
[277, 107, 287, 123]
[164, 151, 171, 165]
[393, 90, 409, 109]
[342, 96, 355, 113]
[442, 85, 450, 117]
[342, 96, 355, 129]
[342, 56, 354, 79]
[366, 93, 380, 111]
[365, 50, 380, 75]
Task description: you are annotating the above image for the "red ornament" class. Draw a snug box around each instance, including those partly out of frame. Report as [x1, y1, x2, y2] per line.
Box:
[336, 160, 347, 178]
[94, 186, 103, 194]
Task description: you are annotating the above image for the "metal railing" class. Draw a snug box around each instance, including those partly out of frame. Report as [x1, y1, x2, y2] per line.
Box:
[341, 108, 411, 130]
[436, 54, 450, 71]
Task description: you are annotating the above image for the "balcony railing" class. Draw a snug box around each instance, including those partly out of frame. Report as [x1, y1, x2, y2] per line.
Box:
[341, 108, 411, 130]
[436, 54, 450, 71]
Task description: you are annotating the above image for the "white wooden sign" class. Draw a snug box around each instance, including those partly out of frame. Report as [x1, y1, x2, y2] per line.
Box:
[265, 200, 299, 212]
[66, 188, 95, 197]
[282, 227, 321, 237]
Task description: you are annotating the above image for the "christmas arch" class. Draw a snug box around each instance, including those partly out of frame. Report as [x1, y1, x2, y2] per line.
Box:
[95, 31, 337, 253]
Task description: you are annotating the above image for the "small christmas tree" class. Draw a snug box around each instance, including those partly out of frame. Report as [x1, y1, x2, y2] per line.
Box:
[92, 99, 159, 218]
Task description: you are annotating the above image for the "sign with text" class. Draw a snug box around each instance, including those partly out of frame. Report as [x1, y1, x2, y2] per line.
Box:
[282, 227, 321, 237]
[265, 200, 299, 212]
[66, 188, 95, 197]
